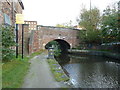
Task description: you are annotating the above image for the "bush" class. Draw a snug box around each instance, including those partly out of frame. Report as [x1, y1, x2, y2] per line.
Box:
[1, 26, 16, 61]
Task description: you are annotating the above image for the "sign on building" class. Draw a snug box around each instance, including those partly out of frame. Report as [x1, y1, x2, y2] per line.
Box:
[16, 14, 24, 24]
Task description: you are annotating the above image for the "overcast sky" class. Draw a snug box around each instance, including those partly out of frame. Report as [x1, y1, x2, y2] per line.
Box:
[23, 0, 119, 26]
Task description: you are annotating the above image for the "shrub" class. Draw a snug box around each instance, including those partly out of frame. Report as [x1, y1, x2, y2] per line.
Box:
[1, 26, 16, 61]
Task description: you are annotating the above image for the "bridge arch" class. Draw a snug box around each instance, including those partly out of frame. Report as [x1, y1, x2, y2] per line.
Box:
[44, 39, 70, 52]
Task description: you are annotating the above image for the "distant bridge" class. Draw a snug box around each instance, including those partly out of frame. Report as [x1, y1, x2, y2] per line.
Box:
[28, 26, 80, 54]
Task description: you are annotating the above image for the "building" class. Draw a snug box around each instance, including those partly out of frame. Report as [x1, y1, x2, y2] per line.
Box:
[0, 0, 24, 26]
[0, 0, 25, 54]
[24, 21, 37, 31]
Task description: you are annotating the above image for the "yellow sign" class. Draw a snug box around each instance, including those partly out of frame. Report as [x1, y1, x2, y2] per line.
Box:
[16, 14, 24, 24]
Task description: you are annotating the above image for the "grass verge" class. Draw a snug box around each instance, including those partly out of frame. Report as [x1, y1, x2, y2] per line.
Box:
[47, 59, 69, 82]
[2, 59, 30, 88]
[2, 50, 44, 88]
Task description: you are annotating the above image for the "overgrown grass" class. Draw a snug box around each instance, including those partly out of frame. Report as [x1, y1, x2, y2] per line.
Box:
[2, 50, 44, 88]
[2, 59, 30, 88]
[47, 59, 69, 82]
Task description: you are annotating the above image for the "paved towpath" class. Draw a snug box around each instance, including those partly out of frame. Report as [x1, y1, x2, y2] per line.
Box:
[22, 52, 62, 88]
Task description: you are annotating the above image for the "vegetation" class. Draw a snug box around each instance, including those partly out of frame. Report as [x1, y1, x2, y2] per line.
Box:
[2, 56, 30, 88]
[45, 41, 61, 56]
[1, 26, 16, 61]
[1, 23, 44, 88]
[77, 1, 120, 46]
[2, 50, 43, 88]
[77, 7, 102, 44]
[47, 59, 69, 82]
[101, 5, 120, 43]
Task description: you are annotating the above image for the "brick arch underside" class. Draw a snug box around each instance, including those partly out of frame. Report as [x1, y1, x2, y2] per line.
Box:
[43, 39, 71, 51]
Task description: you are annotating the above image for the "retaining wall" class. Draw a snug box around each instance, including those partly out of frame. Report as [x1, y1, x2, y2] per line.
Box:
[68, 49, 120, 60]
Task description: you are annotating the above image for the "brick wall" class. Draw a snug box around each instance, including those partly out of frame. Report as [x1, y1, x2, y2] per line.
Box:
[28, 30, 40, 54]
[37, 26, 80, 49]
[23, 24, 29, 55]
[1, 0, 24, 54]
[28, 26, 80, 54]
[1, 1, 23, 25]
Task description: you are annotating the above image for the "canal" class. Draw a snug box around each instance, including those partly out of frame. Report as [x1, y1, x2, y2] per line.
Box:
[55, 54, 120, 88]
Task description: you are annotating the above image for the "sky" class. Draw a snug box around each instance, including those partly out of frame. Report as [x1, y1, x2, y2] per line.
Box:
[23, 0, 119, 26]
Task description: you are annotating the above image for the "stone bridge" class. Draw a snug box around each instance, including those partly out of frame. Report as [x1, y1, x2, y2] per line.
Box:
[28, 26, 80, 54]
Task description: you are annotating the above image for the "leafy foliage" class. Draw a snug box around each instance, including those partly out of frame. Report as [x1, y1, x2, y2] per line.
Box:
[77, 7, 102, 44]
[1, 26, 16, 61]
[45, 41, 61, 56]
[78, 7, 101, 31]
[101, 5, 119, 42]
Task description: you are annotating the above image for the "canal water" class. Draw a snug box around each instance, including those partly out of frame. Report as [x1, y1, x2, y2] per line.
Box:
[55, 54, 120, 88]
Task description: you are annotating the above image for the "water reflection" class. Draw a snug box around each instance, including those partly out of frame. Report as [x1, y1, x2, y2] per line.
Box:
[55, 54, 120, 88]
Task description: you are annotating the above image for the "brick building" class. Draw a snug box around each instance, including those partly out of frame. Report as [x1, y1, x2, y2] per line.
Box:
[24, 21, 37, 32]
[0, 0, 24, 26]
[0, 0, 26, 54]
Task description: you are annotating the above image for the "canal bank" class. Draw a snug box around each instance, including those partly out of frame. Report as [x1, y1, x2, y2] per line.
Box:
[68, 49, 120, 60]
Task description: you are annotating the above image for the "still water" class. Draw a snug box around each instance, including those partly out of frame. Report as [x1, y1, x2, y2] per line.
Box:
[55, 54, 120, 88]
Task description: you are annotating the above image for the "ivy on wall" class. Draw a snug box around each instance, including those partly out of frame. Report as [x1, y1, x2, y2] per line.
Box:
[1, 26, 16, 61]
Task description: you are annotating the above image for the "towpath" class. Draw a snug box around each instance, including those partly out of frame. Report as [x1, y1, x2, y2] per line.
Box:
[22, 52, 62, 88]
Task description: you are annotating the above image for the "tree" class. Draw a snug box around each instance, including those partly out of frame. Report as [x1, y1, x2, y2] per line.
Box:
[101, 4, 119, 42]
[77, 7, 102, 44]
